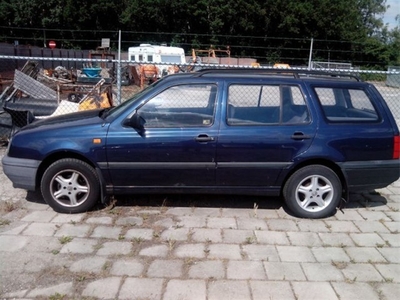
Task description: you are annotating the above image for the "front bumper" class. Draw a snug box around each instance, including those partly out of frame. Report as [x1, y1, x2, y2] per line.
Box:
[2, 155, 41, 191]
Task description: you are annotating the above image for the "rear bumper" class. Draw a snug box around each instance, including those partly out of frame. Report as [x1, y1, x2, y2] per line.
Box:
[339, 160, 400, 191]
[2, 155, 40, 190]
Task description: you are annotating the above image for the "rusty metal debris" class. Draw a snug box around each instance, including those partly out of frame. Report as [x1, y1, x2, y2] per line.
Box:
[14, 69, 57, 100]
[0, 60, 113, 141]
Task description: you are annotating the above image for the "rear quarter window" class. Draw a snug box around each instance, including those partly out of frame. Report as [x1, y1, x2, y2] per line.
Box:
[314, 87, 379, 122]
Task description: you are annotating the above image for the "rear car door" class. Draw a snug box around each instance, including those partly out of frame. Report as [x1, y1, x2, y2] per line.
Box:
[216, 80, 317, 188]
[105, 83, 219, 189]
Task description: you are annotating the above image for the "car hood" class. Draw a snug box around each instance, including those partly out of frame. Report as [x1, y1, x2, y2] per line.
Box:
[24, 109, 105, 130]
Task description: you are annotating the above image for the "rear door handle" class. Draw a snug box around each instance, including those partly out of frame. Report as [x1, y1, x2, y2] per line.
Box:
[196, 134, 215, 142]
[291, 132, 311, 140]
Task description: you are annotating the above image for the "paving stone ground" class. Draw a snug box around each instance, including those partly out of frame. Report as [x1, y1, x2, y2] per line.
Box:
[0, 146, 399, 300]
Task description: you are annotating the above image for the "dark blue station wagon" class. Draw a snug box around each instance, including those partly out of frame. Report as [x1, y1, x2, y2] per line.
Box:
[2, 69, 400, 218]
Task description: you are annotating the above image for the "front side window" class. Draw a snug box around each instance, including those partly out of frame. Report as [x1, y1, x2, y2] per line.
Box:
[314, 87, 379, 122]
[138, 84, 216, 128]
[227, 84, 309, 125]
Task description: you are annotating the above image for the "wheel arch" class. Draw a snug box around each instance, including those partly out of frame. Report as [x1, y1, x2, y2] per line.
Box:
[281, 158, 348, 197]
[36, 151, 98, 189]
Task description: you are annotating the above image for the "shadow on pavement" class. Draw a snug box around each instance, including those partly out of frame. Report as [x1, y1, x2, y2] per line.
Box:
[24, 189, 389, 218]
[24, 190, 288, 215]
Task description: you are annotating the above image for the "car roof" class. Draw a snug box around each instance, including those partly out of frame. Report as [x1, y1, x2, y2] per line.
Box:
[197, 68, 362, 81]
[165, 68, 362, 83]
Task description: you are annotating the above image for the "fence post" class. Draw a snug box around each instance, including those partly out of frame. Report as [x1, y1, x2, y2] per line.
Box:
[116, 30, 122, 106]
[308, 38, 313, 70]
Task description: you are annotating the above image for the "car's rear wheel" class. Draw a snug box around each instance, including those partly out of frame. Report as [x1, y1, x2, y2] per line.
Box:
[41, 158, 100, 213]
[283, 165, 342, 218]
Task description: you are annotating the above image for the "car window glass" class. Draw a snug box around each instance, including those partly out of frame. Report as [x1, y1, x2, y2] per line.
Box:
[139, 84, 216, 128]
[315, 87, 379, 122]
[348, 89, 375, 111]
[227, 84, 309, 125]
[292, 86, 306, 105]
[314, 88, 336, 105]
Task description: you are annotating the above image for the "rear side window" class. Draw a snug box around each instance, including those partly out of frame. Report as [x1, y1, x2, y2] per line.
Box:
[314, 87, 379, 122]
[227, 84, 309, 125]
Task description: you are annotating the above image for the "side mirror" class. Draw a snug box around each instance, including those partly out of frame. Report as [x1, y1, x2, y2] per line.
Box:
[126, 113, 146, 130]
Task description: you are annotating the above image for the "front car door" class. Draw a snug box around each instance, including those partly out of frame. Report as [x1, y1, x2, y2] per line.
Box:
[105, 83, 219, 191]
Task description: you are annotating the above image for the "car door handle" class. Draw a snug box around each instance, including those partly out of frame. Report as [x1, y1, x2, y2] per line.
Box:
[195, 134, 215, 142]
[291, 132, 311, 140]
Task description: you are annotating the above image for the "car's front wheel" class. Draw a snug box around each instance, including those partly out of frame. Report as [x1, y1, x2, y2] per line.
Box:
[283, 165, 342, 218]
[41, 158, 100, 213]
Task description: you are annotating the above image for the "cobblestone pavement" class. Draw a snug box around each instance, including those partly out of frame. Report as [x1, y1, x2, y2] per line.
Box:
[0, 146, 399, 300]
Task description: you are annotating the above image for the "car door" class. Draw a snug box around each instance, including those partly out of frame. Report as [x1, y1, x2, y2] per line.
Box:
[216, 81, 317, 188]
[105, 83, 219, 189]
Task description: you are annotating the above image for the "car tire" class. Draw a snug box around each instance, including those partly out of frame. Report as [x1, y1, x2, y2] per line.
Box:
[41, 158, 100, 213]
[283, 165, 342, 219]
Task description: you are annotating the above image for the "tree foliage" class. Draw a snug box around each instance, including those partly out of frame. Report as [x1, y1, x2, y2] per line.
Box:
[0, 0, 398, 67]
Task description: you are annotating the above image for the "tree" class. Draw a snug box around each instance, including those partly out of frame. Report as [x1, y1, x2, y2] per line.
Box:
[0, 0, 396, 67]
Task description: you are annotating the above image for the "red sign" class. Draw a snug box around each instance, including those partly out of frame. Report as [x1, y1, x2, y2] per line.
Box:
[49, 40, 56, 49]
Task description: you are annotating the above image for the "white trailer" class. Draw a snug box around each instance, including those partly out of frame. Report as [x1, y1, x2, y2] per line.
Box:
[128, 44, 186, 77]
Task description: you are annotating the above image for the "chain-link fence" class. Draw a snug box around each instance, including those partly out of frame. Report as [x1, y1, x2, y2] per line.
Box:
[0, 55, 399, 141]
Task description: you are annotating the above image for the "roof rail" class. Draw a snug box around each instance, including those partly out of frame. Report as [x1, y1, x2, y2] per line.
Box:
[194, 68, 361, 81]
